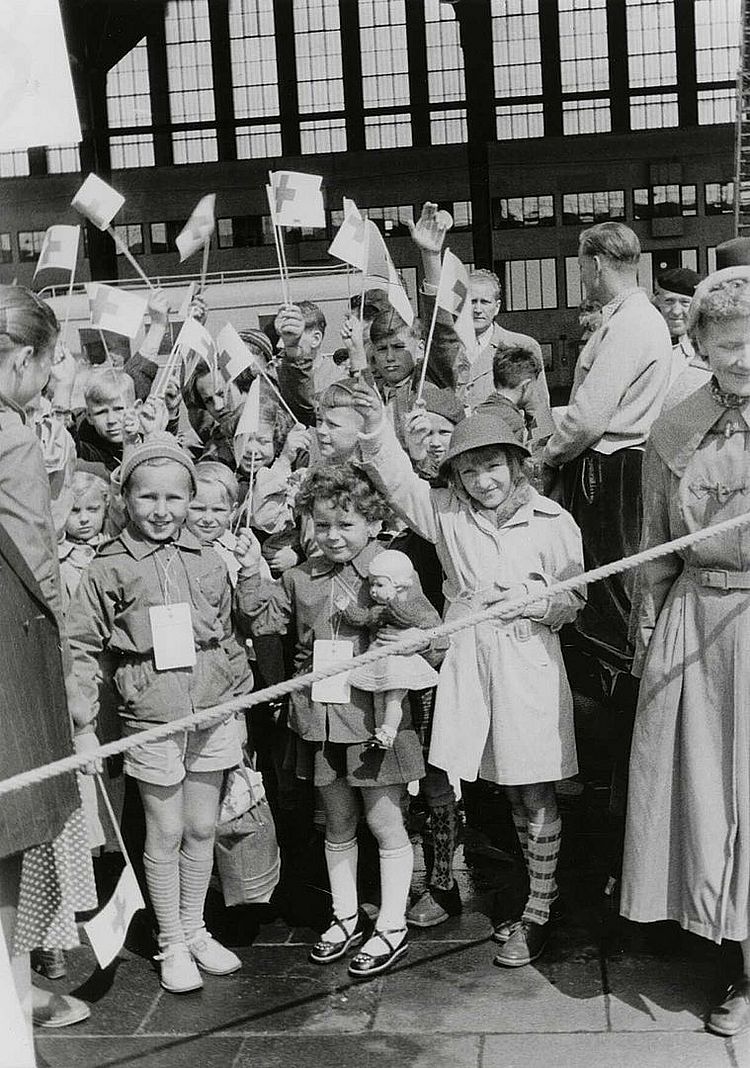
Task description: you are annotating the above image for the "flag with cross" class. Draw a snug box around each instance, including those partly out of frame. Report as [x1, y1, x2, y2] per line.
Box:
[233, 375, 261, 468]
[215, 323, 255, 384]
[174, 316, 216, 384]
[71, 174, 125, 231]
[269, 171, 325, 229]
[435, 248, 474, 354]
[176, 194, 216, 263]
[33, 224, 79, 277]
[328, 198, 367, 271]
[364, 220, 414, 326]
[87, 283, 148, 339]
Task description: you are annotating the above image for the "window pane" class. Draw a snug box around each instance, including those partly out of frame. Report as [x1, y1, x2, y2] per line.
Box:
[236, 125, 282, 159]
[110, 135, 155, 169]
[503, 257, 558, 311]
[425, 0, 465, 106]
[695, 0, 740, 83]
[172, 130, 218, 164]
[563, 98, 611, 134]
[0, 234, 12, 264]
[491, 0, 543, 98]
[300, 118, 347, 154]
[625, 0, 677, 88]
[698, 88, 735, 124]
[430, 109, 467, 145]
[294, 0, 344, 114]
[0, 151, 30, 178]
[559, 0, 609, 94]
[113, 225, 144, 256]
[229, 0, 279, 119]
[496, 102, 544, 139]
[359, 1, 410, 109]
[364, 113, 412, 149]
[46, 145, 81, 174]
[630, 92, 679, 129]
[107, 39, 151, 128]
[18, 231, 47, 262]
[165, 1, 216, 124]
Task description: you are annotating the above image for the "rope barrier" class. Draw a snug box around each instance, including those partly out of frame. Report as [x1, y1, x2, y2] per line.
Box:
[2, 504, 750, 798]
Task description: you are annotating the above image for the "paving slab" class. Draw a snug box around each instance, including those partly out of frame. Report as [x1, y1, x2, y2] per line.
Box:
[373, 940, 608, 1034]
[234, 1033, 481, 1068]
[481, 1031, 733, 1068]
[607, 955, 720, 1031]
[141, 946, 381, 1035]
[35, 1034, 244, 1068]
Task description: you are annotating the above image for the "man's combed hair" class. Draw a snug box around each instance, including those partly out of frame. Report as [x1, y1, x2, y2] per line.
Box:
[295, 462, 390, 523]
[470, 268, 502, 303]
[579, 222, 640, 267]
[297, 300, 327, 335]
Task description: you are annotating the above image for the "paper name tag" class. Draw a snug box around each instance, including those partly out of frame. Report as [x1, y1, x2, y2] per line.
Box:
[311, 639, 353, 704]
[149, 603, 197, 670]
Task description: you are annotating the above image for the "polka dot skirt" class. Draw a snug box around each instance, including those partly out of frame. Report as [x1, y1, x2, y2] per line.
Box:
[12, 807, 98, 954]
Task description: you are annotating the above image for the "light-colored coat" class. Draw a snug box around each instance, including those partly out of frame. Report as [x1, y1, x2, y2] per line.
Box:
[360, 424, 584, 788]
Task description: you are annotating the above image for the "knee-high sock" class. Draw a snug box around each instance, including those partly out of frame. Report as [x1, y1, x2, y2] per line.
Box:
[179, 843, 214, 942]
[522, 817, 561, 925]
[143, 850, 183, 948]
[324, 837, 359, 933]
[429, 803, 458, 891]
[377, 842, 413, 931]
[512, 810, 530, 865]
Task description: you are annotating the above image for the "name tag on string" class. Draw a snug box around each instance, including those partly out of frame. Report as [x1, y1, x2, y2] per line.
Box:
[149, 603, 197, 670]
[311, 639, 353, 704]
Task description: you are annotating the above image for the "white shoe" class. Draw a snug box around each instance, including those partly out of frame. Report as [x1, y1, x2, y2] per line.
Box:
[187, 931, 241, 975]
[155, 943, 203, 993]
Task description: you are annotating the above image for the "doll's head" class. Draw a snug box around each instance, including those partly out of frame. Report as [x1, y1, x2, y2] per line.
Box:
[187, 462, 239, 543]
[367, 550, 415, 604]
[296, 463, 389, 564]
[65, 470, 109, 544]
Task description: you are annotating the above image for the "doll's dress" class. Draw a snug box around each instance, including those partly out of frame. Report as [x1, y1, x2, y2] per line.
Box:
[349, 643, 439, 692]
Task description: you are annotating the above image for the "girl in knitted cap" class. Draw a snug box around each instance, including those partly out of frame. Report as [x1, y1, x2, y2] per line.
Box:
[67, 433, 252, 995]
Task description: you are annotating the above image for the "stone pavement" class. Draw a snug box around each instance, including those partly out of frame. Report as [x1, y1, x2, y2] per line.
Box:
[33, 802, 750, 1068]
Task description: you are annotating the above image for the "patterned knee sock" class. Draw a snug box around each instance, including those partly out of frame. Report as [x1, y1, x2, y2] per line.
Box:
[179, 843, 215, 942]
[522, 817, 562, 925]
[429, 803, 458, 891]
[143, 850, 183, 948]
[377, 842, 413, 931]
[512, 810, 529, 865]
[324, 838, 359, 938]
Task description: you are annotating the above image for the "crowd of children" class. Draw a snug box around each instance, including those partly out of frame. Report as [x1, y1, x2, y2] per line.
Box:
[5, 206, 750, 1041]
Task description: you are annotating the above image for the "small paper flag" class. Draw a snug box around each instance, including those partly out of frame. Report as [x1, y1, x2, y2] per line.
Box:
[365, 220, 414, 326]
[71, 174, 125, 231]
[87, 283, 148, 339]
[176, 194, 216, 262]
[269, 170, 325, 229]
[328, 199, 367, 271]
[435, 248, 475, 354]
[233, 376, 261, 466]
[215, 322, 254, 384]
[34, 224, 79, 277]
[83, 862, 144, 969]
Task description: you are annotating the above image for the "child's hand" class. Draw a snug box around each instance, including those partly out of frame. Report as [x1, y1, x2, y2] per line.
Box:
[137, 397, 169, 437]
[340, 314, 368, 373]
[147, 288, 170, 328]
[163, 378, 182, 418]
[407, 202, 453, 255]
[266, 545, 300, 574]
[344, 380, 384, 435]
[74, 730, 103, 776]
[275, 304, 304, 346]
[376, 624, 430, 652]
[404, 406, 431, 460]
[234, 530, 263, 573]
[188, 294, 208, 325]
[482, 583, 541, 621]
[281, 424, 311, 463]
[122, 407, 141, 444]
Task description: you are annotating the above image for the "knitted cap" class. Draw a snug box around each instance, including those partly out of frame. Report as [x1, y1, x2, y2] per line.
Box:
[238, 328, 274, 363]
[715, 237, 750, 270]
[441, 411, 530, 469]
[655, 267, 702, 297]
[120, 432, 196, 491]
[421, 383, 465, 426]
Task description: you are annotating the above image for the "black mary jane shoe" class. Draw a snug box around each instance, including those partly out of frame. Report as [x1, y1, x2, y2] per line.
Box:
[347, 927, 409, 979]
[309, 911, 367, 965]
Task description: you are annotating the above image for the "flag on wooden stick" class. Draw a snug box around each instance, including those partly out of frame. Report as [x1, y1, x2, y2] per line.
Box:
[364, 220, 414, 326]
[176, 194, 216, 262]
[87, 283, 148, 339]
[328, 199, 367, 271]
[215, 323, 254, 384]
[174, 317, 215, 383]
[269, 171, 325, 229]
[435, 248, 474, 354]
[34, 225, 79, 277]
[233, 376, 261, 467]
[71, 174, 125, 230]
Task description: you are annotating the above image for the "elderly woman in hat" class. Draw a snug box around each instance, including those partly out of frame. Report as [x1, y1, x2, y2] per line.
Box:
[652, 267, 712, 411]
[622, 265, 750, 1037]
[351, 381, 585, 968]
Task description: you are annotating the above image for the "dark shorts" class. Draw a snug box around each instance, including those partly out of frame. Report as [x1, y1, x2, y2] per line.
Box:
[290, 731, 425, 789]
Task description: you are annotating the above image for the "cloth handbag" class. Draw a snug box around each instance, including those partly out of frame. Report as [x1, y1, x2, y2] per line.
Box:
[214, 759, 280, 906]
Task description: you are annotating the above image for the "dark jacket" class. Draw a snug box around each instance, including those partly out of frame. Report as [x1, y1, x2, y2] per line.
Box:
[0, 522, 79, 859]
[73, 413, 122, 474]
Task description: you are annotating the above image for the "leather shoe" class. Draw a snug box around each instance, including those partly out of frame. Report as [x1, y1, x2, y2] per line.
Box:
[33, 993, 91, 1029]
[348, 927, 408, 978]
[407, 883, 462, 928]
[309, 910, 367, 965]
[707, 977, 750, 1036]
[492, 899, 564, 944]
[493, 919, 549, 967]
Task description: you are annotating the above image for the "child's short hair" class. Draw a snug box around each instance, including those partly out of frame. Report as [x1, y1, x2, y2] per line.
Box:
[85, 368, 136, 409]
[492, 347, 542, 389]
[71, 469, 109, 504]
[194, 461, 239, 507]
[297, 300, 327, 336]
[295, 463, 390, 523]
[369, 309, 423, 346]
[318, 378, 362, 414]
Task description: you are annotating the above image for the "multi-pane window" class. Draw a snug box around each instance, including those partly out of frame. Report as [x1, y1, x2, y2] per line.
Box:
[705, 181, 735, 214]
[367, 206, 414, 236]
[562, 191, 625, 225]
[695, 0, 740, 83]
[107, 39, 155, 168]
[229, 0, 278, 120]
[493, 196, 555, 229]
[451, 202, 473, 229]
[360, 1, 409, 108]
[0, 234, 12, 264]
[425, 0, 466, 145]
[633, 185, 697, 219]
[18, 231, 47, 263]
[698, 88, 736, 125]
[236, 125, 282, 159]
[496, 103, 544, 140]
[565, 257, 584, 307]
[217, 216, 273, 248]
[559, 0, 610, 134]
[165, 0, 216, 162]
[492, 0, 543, 139]
[110, 136, 155, 169]
[113, 225, 144, 256]
[500, 258, 557, 311]
[300, 118, 347, 154]
[364, 114, 412, 150]
[149, 221, 187, 254]
[630, 92, 679, 129]
[625, 0, 677, 88]
[46, 145, 81, 174]
[0, 152, 29, 178]
[294, 0, 345, 114]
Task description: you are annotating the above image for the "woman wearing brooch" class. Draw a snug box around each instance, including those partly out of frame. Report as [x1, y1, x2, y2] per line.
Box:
[621, 266, 750, 1036]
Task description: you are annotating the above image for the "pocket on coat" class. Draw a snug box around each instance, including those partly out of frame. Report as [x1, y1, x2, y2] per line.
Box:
[513, 619, 551, 667]
[198, 565, 229, 607]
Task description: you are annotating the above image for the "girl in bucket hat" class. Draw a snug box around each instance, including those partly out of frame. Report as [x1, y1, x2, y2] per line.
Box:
[350, 382, 585, 970]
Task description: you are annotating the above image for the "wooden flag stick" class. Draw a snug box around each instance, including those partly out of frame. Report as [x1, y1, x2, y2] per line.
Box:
[267, 179, 291, 306]
[150, 337, 181, 400]
[60, 266, 77, 346]
[244, 451, 256, 530]
[277, 224, 292, 306]
[254, 362, 298, 424]
[414, 284, 441, 406]
[107, 226, 156, 291]
[98, 328, 112, 365]
[358, 214, 369, 323]
[198, 237, 211, 295]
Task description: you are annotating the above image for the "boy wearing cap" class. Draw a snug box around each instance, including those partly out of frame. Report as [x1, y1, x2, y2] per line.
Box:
[67, 433, 251, 996]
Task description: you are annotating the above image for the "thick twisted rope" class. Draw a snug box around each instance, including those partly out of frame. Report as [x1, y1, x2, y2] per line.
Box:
[1, 506, 750, 798]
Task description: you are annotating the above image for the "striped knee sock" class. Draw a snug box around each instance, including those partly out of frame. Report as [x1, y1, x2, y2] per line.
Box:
[512, 810, 529, 865]
[324, 837, 359, 939]
[522, 816, 561, 926]
[179, 843, 215, 943]
[143, 850, 183, 948]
